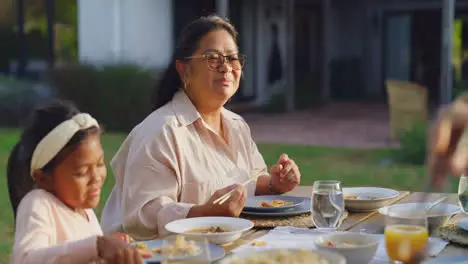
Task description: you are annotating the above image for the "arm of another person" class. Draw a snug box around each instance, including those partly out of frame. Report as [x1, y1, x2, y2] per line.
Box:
[12, 196, 99, 264]
[120, 128, 209, 240]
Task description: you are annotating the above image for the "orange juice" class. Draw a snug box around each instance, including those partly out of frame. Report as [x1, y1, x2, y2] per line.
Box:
[385, 224, 428, 264]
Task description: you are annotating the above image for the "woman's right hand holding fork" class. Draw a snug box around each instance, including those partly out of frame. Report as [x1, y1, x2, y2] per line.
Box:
[188, 184, 247, 218]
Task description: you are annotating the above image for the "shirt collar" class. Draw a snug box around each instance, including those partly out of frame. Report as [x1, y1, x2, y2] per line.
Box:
[172, 90, 243, 126]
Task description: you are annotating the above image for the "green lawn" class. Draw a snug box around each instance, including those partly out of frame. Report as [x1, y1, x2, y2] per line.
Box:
[0, 128, 443, 262]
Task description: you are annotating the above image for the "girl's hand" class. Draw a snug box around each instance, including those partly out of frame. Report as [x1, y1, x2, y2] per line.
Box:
[112, 232, 132, 244]
[96, 236, 152, 263]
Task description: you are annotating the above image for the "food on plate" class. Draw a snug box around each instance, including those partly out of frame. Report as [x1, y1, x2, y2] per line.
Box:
[135, 242, 148, 250]
[231, 249, 330, 264]
[260, 200, 294, 207]
[344, 194, 378, 200]
[135, 236, 200, 258]
[251, 240, 267, 246]
[186, 225, 228, 233]
[322, 240, 359, 248]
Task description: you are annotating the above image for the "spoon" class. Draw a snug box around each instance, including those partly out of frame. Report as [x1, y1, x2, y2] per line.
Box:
[426, 196, 448, 213]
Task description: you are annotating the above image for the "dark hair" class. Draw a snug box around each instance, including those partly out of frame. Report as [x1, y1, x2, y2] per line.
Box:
[7, 99, 100, 219]
[151, 15, 239, 110]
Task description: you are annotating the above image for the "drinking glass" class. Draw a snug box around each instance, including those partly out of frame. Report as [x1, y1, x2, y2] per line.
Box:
[160, 235, 211, 264]
[310, 180, 345, 231]
[458, 174, 468, 213]
[384, 206, 429, 264]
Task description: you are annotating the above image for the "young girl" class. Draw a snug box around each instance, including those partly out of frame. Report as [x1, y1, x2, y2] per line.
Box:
[7, 100, 150, 263]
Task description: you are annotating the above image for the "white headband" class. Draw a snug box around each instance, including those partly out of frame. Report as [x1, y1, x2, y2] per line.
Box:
[30, 113, 99, 177]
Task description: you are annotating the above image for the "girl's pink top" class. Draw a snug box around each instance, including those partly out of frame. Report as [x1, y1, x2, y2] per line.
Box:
[12, 189, 103, 264]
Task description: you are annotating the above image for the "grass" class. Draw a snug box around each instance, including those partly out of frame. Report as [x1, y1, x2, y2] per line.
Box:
[0, 128, 449, 262]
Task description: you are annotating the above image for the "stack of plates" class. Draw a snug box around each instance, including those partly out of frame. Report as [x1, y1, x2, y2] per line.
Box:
[241, 195, 311, 216]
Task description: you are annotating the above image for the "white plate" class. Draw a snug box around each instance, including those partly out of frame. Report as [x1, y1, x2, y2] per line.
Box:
[379, 203, 460, 218]
[379, 203, 460, 233]
[343, 187, 400, 212]
[131, 239, 225, 263]
[165, 217, 254, 245]
[218, 248, 346, 264]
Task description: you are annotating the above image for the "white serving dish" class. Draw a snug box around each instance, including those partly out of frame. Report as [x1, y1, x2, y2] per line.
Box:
[165, 217, 254, 245]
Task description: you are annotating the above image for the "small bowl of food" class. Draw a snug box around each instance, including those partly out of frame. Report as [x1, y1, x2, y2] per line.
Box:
[314, 232, 380, 264]
[218, 248, 346, 264]
[165, 217, 254, 245]
[379, 203, 460, 234]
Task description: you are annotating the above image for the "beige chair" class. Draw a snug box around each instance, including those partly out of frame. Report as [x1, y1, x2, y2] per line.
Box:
[385, 80, 428, 140]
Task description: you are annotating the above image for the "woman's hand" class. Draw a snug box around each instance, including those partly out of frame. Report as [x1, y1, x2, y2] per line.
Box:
[269, 154, 301, 193]
[187, 184, 247, 218]
[428, 95, 468, 187]
[96, 236, 152, 264]
[205, 184, 247, 217]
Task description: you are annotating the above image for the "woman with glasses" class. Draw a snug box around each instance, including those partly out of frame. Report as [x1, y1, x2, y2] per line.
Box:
[100, 15, 301, 240]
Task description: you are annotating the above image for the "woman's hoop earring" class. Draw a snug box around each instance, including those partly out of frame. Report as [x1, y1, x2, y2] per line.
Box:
[183, 72, 190, 91]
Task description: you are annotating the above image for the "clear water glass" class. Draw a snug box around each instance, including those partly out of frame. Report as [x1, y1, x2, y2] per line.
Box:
[458, 174, 468, 213]
[310, 180, 344, 231]
[160, 235, 211, 264]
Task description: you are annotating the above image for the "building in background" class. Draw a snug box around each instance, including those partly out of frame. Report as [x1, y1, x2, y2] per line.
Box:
[2, 0, 467, 109]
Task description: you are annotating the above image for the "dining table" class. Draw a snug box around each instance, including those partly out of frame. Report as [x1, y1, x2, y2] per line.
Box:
[218, 185, 468, 262]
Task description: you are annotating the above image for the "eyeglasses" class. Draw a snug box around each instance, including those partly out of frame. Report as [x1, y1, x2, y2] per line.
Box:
[185, 51, 246, 71]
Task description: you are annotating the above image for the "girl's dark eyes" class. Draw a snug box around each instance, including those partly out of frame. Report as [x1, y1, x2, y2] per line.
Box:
[73, 172, 87, 177]
[73, 163, 105, 176]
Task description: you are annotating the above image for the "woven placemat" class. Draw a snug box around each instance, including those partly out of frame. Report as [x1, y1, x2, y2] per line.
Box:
[435, 221, 468, 246]
[240, 211, 349, 229]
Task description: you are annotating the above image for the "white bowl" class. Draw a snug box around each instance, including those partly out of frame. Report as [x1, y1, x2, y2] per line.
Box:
[314, 233, 379, 264]
[343, 187, 400, 212]
[218, 248, 346, 264]
[378, 203, 460, 234]
[165, 217, 254, 245]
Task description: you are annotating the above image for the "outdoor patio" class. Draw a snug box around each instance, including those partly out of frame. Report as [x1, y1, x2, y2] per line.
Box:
[242, 102, 401, 148]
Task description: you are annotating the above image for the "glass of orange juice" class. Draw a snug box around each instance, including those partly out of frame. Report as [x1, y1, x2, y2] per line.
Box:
[384, 207, 429, 264]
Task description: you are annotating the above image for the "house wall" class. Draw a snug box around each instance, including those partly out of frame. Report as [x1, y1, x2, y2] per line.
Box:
[325, 0, 468, 100]
[317, 0, 370, 100]
[254, 0, 289, 105]
[329, 2, 365, 59]
[78, 0, 173, 68]
[364, 0, 468, 100]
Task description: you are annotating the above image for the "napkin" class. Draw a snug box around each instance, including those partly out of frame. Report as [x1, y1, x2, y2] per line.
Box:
[232, 226, 449, 263]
